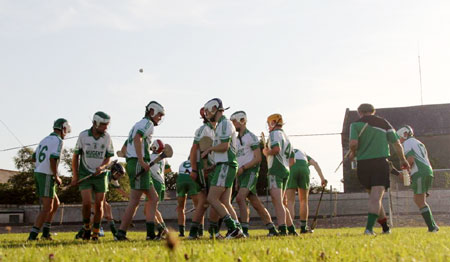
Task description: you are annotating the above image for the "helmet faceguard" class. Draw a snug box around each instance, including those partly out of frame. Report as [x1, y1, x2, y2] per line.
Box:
[267, 113, 283, 131]
[150, 139, 165, 154]
[204, 98, 229, 122]
[146, 101, 165, 126]
[53, 118, 71, 137]
[93, 111, 111, 128]
[110, 162, 125, 180]
[230, 111, 247, 124]
[397, 125, 414, 140]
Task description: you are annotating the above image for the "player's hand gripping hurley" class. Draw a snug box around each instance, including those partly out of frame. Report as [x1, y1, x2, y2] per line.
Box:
[334, 122, 369, 173]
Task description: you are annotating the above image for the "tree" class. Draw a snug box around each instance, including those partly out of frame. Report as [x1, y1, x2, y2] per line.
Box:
[6, 147, 39, 204]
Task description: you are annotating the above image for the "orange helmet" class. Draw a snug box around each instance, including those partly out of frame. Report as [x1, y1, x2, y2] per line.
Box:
[267, 113, 284, 128]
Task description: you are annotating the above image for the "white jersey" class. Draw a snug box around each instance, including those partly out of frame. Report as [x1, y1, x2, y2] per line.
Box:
[74, 129, 114, 176]
[34, 133, 64, 175]
[150, 153, 169, 184]
[193, 122, 216, 165]
[267, 129, 293, 174]
[126, 117, 154, 161]
[212, 116, 238, 165]
[403, 137, 433, 176]
[236, 129, 260, 167]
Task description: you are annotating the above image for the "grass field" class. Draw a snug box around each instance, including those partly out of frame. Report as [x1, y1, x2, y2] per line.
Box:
[0, 227, 449, 261]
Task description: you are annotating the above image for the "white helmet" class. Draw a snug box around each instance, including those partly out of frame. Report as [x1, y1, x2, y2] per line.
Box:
[93, 111, 111, 127]
[53, 118, 71, 136]
[146, 101, 165, 117]
[150, 139, 165, 154]
[204, 98, 227, 113]
[230, 111, 247, 123]
[397, 125, 414, 139]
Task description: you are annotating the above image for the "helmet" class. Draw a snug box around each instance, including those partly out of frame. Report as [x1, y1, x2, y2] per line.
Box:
[146, 101, 165, 117]
[110, 162, 125, 178]
[397, 125, 414, 139]
[150, 139, 165, 154]
[53, 118, 71, 136]
[230, 111, 247, 123]
[267, 113, 284, 127]
[204, 98, 225, 113]
[93, 111, 111, 127]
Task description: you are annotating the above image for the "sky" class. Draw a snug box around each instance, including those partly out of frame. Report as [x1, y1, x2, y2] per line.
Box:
[1, 0, 450, 191]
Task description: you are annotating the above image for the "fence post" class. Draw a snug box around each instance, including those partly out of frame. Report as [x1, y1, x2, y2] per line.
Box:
[329, 185, 333, 227]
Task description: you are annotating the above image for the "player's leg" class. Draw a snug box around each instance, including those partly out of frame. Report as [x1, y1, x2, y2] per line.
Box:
[298, 188, 309, 233]
[412, 174, 438, 232]
[80, 188, 94, 240]
[116, 189, 144, 240]
[269, 175, 287, 235]
[247, 194, 278, 236]
[285, 189, 296, 223]
[28, 197, 53, 240]
[103, 200, 118, 237]
[41, 195, 60, 240]
[283, 192, 297, 235]
[177, 196, 187, 237]
[91, 192, 106, 240]
[207, 164, 242, 238]
[235, 187, 250, 236]
[143, 186, 159, 240]
[365, 185, 385, 234]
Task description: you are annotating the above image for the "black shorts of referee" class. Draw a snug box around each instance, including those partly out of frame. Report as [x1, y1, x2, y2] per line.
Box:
[357, 157, 390, 190]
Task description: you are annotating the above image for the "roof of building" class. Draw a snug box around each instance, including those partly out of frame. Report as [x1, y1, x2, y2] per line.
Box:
[342, 103, 450, 138]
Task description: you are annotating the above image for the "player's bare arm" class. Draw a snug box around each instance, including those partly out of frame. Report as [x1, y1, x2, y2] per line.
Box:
[238, 148, 261, 176]
[71, 153, 80, 186]
[134, 133, 150, 171]
[392, 141, 410, 170]
[189, 143, 199, 180]
[309, 159, 327, 187]
[349, 139, 358, 160]
[49, 157, 62, 186]
[94, 157, 111, 176]
[263, 145, 280, 157]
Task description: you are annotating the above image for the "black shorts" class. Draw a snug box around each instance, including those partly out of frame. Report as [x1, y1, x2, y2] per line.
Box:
[357, 157, 390, 190]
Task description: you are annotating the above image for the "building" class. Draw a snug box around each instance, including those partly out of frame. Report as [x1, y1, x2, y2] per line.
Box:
[341, 103, 450, 193]
[0, 169, 18, 184]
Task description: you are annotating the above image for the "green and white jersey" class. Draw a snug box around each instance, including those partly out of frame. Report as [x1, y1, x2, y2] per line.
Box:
[193, 122, 215, 165]
[179, 160, 192, 176]
[349, 115, 399, 160]
[403, 137, 433, 177]
[212, 116, 238, 167]
[293, 148, 312, 167]
[33, 133, 64, 175]
[267, 129, 293, 177]
[236, 128, 260, 168]
[150, 153, 170, 184]
[125, 117, 154, 161]
[74, 129, 114, 177]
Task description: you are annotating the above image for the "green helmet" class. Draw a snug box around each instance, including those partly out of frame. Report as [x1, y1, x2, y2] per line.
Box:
[53, 118, 71, 135]
[93, 111, 111, 127]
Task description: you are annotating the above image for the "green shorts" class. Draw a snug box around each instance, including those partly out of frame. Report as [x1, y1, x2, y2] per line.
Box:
[78, 171, 109, 193]
[287, 164, 310, 189]
[127, 158, 153, 190]
[268, 174, 288, 191]
[238, 167, 258, 194]
[152, 178, 166, 201]
[34, 172, 56, 198]
[209, 163, 237, 188]
[411, 173, 433, 195]
[176, 174, 200, 197]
